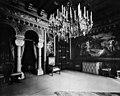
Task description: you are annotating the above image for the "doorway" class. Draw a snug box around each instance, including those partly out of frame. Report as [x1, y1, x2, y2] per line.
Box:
[22, 30, 39, 74]
[0, 23, 16, 73]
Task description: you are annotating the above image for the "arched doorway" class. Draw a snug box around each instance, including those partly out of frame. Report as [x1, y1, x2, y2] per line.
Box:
[22, 30, 39, 74]
[0, 23, 16, 73]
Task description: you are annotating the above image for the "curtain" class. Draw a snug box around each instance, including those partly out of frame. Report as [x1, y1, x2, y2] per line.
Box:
[9, 39, 15, 62]
[33, 42, 37, 69]
[21, 44, 25, 70]
[21, 45, 25, 59]
[4, 38, 15, 73]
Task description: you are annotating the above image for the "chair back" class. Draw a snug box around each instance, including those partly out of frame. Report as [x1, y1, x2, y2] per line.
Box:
[48, 57, 55, 66]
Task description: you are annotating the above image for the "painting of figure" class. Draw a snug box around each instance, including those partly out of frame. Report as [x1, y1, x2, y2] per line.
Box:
[80, 33, 120, 57]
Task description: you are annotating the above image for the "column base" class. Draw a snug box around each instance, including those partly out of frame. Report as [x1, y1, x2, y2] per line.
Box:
[18, 72, 25, 80]
[36, 68, 44, 76]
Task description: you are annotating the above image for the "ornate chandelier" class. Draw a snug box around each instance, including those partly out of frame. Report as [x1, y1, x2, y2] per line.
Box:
[49, 0, 93, 41]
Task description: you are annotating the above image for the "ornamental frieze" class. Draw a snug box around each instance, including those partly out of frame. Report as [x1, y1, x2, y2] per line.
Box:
[0, 1, 49, 42]
[0, 3, 49, 30]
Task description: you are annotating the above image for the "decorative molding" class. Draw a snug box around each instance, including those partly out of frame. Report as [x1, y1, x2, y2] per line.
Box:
[91, 22, 120, 34]
[0, 1, 49, 46]
[0, 10, 48, 39]
[0, 2, 49, 31]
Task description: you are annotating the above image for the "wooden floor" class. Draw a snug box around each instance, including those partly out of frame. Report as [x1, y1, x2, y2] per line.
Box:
[0, 70, 120, 96]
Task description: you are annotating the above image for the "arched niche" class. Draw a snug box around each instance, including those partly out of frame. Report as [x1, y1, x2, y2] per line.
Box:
[22, 30, 39, 73]
[21, 26, 43, 38]
[0, 23, 17, 72]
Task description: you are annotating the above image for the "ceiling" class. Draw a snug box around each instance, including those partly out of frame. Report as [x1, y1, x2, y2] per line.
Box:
[20, 0, 120, 26]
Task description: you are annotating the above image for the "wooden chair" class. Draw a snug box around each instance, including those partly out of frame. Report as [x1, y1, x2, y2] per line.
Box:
[48, 57, 61, 76]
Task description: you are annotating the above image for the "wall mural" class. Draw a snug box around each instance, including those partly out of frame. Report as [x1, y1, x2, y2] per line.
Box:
[80, 33, 120, 57]
[46, 33, 54, 56]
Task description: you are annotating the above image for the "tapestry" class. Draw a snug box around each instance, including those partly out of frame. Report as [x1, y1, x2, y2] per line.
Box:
[55, 91, 120, 96]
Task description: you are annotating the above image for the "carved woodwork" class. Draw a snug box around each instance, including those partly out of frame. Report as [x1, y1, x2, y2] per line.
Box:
[0, 1, 49, 41]
[0, 0, 49, 79]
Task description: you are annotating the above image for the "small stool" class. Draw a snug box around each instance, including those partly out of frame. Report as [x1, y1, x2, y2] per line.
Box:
[117, 70, 120, 78]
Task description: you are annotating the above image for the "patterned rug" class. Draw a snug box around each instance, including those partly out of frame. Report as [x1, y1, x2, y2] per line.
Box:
[54, 91, 120, 96]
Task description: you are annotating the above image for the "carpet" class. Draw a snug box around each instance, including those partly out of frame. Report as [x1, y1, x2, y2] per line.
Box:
[54, 91, 120, 96]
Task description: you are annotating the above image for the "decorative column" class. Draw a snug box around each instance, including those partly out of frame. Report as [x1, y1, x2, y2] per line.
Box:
[15, 35, 25, 79]
[69, 33, 72, 69]
[69, 34, 72, 60]
[54, 35, 56, 56]
[37, 39, 44, 75]
[44, 29, 47, 74]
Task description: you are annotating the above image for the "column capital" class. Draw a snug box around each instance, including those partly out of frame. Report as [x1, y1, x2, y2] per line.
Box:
[38, 37, 44, 42]
[15, 35, 25, 40]
[37, 38, 44, 48]
[15, 35, 25, 46]
[37, 41, 43, 48]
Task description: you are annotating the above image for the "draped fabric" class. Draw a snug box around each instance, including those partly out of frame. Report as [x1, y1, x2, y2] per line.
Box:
[9, 38, 15, 62]
[33, 42, 37, 69]
[21, 45, 25, 59]
[21, 44, 25, 71]
[8, 38, 15, 73]
[0, 38, 15, 74]
[33, 42, 37, 59]
[21, 40, 38, 71]
[0, 38, 15, 63]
